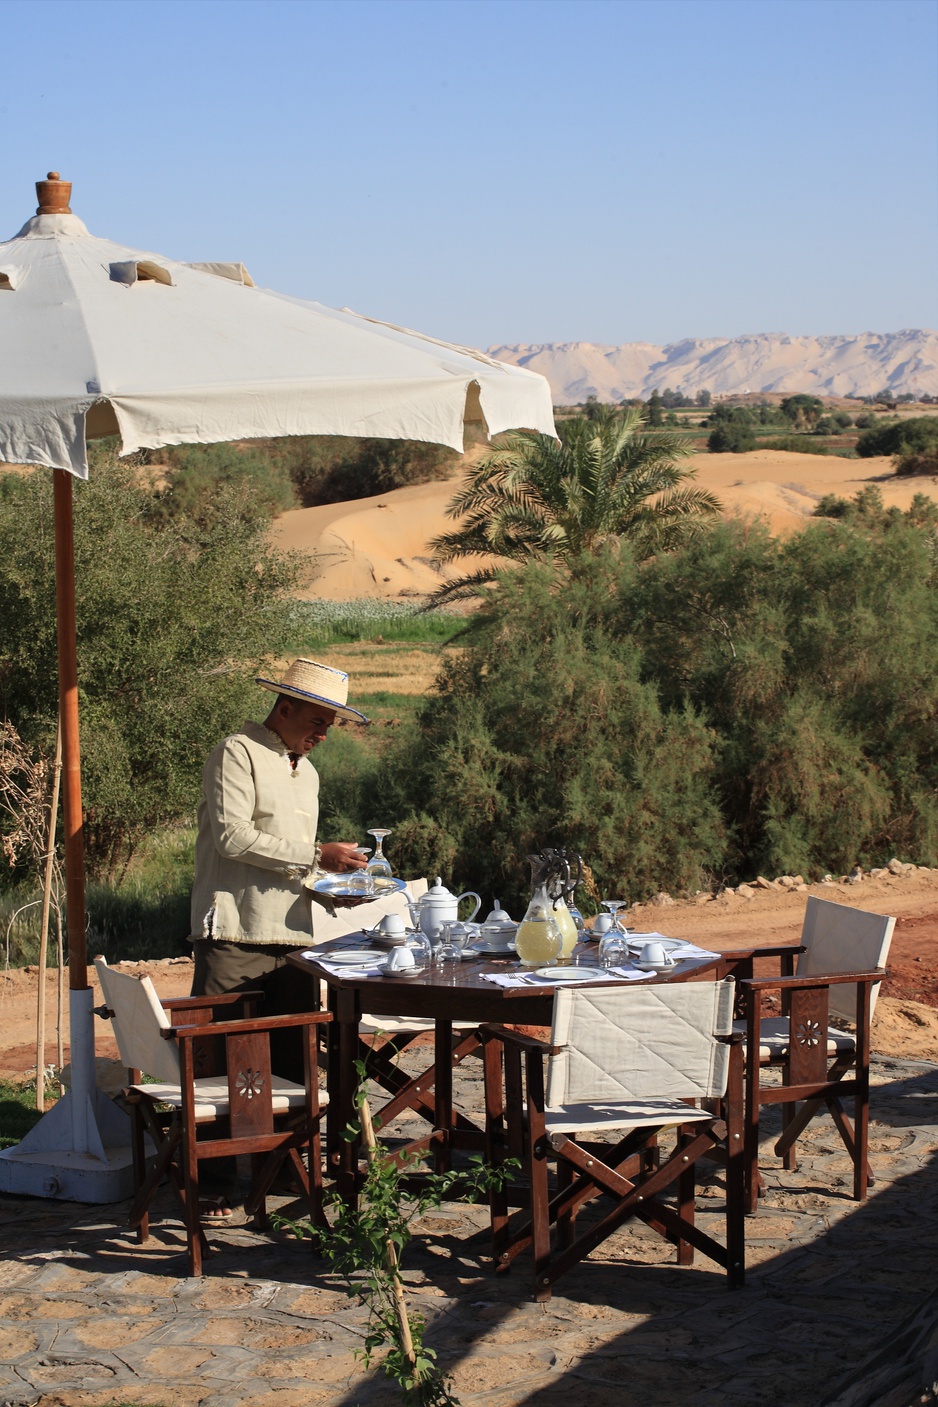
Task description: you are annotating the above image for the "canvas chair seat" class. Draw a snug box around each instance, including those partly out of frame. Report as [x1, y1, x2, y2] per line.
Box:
[733, 1017, 855, 1063]
[483, 980, 745, 1302]
[132, 1074, 326, 1122]
[543, 1097, 716, 1139]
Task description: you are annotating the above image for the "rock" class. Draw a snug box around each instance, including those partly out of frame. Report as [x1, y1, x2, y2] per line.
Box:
[887, 857, 906, 875]
[776, 875, 795, 888]
[736, 884, 755, 898]
[651, 891, 675, 906]
[792, 875, 805, 885]
[695, 891, 713, 905]
[821, 874, 835, 884]
[795, 883, 809, 892]
[870, 868, 887, 879]
[753, 876, 777, 890]
[846, 866, 864, 884]
[60, 1056, 127, 1098]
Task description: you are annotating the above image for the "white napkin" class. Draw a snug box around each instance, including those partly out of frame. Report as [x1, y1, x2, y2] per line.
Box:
[662, 943, 721, 960]
[301, 951, 387, 978]
[627, 934, 721, 960]
[481, 968, 647, 989]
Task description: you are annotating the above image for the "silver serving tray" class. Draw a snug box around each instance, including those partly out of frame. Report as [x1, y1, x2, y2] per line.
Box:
[312, 874, 408, 901]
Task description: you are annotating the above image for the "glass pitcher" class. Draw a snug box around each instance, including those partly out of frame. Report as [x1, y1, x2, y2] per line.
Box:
[515, 883, 563, 968]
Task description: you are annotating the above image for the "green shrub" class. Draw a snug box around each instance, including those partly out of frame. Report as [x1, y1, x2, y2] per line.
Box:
[708, 422, 755, 453]
[895, 448, 938, 477]
[0, 454, 299, 880]
[379, 554, 726, 909]
[856, 416, 938, 458]
[761, 436, 830, 455]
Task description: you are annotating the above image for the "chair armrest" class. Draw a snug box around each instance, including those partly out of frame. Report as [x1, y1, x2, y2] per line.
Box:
[161, 991, 265, 1012]
[166, 1010, 332, 1040]
[481, 1023, 559, 1055]
[741, 968, 887, 993]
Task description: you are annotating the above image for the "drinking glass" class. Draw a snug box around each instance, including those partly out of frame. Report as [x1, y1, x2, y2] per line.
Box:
[365, 828, 393, 886]
[348, 854, 374, 896]
[599, 931, 629, 969]
[435, 921, 466, 971]
[601, 899, 628, 933]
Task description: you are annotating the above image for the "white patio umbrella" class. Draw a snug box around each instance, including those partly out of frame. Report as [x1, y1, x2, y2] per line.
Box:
[0, 173, 556, 1201]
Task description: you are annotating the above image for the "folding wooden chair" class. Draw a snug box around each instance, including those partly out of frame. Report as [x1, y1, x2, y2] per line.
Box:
[731, 896, 894, 1212]
[94, 957, 330, 1276]
[482, 979, 745, 1302]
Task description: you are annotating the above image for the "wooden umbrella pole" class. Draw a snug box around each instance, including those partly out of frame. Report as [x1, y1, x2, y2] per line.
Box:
[358, 1097, 417, 1371]
[34, 720, 62, 1112]
[52, 470, 87, 991]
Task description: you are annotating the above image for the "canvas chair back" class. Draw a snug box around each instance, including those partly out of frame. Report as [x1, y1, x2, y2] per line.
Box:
[308, 877, 428, 945]
[94, 957, 182, 1085]
[797, 897, 895, 1024]
[545, 979, 736, 1109]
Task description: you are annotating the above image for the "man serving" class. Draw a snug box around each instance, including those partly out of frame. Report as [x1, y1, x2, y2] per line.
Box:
[190, 658, 368, 1004]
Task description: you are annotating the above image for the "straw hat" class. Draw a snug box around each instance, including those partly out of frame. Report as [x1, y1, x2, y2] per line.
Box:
[255, 658, 368, 724]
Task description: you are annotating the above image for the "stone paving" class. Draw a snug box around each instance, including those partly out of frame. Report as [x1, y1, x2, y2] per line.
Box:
[1, 1052, 937, 1407]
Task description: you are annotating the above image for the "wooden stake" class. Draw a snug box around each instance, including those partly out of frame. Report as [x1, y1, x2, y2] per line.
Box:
[34, 721, 62, 1112]
[359, 1096, 418, 1372]
[55, 900, 64, 1081]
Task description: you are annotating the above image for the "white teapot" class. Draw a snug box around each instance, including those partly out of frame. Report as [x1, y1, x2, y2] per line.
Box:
[415, 876, 481, 943]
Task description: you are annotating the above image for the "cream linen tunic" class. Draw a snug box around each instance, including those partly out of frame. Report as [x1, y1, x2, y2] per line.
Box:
[190, 719, 320, 946]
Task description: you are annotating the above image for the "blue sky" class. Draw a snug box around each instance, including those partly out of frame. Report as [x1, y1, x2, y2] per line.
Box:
[4, 0, 936, 347]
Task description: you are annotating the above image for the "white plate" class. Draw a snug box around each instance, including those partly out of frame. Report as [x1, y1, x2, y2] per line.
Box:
[631, 961, 661, 973]
[534, 967, 590, 982]
[627, 938, 683, 954]
[469, 944, 517, 958]
[322, 949, 382, 966]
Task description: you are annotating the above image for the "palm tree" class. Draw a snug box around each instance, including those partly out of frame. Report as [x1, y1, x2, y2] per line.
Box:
[428, 405, 721, 605]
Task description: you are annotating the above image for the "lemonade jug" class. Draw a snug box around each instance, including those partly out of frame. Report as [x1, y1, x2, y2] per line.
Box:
[515, 857, 563, 968]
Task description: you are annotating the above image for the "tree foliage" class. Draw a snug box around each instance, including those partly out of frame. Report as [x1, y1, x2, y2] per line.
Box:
[428, 408, 720, 606]
[378, 495, 938, 905]
[856, 416, 938, 459]
[780, 395, 824, 430]
[0, 451, 301, 878]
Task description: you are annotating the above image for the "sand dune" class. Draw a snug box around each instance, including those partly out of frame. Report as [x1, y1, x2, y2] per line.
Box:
[272, 448, 923, 601]
[490, 330, 938, 402]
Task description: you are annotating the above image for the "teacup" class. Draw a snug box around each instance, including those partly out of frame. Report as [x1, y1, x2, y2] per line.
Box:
[591, 913, 615, 939]
[639, 941, 673, 967]
[385, 945, 416, 975]
[375, 913, 407, 944]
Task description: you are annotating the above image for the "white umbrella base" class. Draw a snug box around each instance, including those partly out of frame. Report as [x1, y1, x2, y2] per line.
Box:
[0, 1107, 135, 1201]
[0, 987, 135, 1202]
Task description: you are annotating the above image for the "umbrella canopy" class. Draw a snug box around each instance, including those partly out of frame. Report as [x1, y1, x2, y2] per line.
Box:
[0, 173, 555, 1201]
[0, 175, 554, 477]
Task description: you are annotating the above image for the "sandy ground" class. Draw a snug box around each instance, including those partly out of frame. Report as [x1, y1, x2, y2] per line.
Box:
[2, 872, 935, 1087]
[273, 449, 933, 600]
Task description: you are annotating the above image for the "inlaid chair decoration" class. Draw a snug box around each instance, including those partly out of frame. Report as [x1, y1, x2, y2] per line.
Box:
[733, 896, 895, 1213]
[94, 957, 330, 1277]
[482, 980, 745, 1303]
[308, 879, 482, 1144]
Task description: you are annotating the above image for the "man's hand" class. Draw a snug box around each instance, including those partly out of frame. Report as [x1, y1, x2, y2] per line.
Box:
[320, 841, 368, 873]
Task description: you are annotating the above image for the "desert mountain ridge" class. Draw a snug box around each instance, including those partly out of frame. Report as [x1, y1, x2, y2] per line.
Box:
[488, 329, 938, 404]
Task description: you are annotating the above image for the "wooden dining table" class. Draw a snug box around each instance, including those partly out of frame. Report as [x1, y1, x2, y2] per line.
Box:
[287, 936, 726, 1205]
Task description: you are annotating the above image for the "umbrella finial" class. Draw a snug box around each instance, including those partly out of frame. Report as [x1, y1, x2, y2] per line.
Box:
[36, 171, 71, 215]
